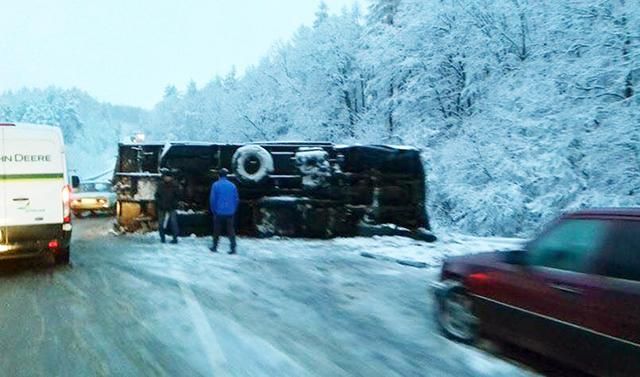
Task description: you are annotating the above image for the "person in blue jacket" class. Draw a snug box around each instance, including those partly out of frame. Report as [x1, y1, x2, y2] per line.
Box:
[209, 168, 239, 254]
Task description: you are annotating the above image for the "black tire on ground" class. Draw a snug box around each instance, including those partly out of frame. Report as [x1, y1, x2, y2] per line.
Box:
[435, 282, 478, 344]
[73, 211, 82, 218]
[357, 223, 413, 238]
[55, 247, 70, 265]
[414, 228, 437, 242]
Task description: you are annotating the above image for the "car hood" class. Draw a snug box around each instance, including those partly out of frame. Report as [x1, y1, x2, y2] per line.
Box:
[442, 251, 507, 278]
[445, 251, 505, 266]
[72, 192, 115, 200]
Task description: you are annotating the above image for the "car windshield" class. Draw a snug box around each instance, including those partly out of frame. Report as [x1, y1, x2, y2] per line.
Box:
[77, 183, 111, 193]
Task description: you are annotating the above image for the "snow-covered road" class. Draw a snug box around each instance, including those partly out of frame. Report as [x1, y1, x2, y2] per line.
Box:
[0, 218, 532, 377]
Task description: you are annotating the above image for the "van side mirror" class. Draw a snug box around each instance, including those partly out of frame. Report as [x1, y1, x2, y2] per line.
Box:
[71, 175, 80, 189]
[504, 249, 527, 265]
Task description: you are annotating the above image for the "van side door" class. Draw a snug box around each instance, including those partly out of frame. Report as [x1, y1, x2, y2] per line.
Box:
[0, 127, 6, 243]
[2, 127, 65, 226]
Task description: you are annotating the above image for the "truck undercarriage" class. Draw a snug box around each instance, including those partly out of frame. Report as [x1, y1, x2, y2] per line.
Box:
[113, 142, 432, 239]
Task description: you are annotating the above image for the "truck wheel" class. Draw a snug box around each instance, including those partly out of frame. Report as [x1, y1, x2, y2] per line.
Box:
[232, 145, 274, 184]
[436, 283, 478, 343]
[55, 247, 70, 265]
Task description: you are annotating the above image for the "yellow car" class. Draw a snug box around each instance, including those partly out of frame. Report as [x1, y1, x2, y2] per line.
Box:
[71, 181, 117, 216]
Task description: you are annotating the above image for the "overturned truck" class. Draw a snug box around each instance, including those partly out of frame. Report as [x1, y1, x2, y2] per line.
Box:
[113, 142, 432, 239]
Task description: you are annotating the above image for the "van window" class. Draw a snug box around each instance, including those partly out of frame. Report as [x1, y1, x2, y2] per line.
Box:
[528, 219, 609, 273]
[599, 221, 640, 282]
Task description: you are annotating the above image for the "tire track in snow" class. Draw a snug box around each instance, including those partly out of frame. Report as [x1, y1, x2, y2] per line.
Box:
[178, 280, 230, 377]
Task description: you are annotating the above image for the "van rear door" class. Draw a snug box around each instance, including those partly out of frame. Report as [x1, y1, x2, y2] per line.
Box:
[2, 127, 65, 227]
[0, 127, 7, 244]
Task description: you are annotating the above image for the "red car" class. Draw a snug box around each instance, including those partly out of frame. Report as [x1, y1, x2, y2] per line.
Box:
[433, 209, 640, 376]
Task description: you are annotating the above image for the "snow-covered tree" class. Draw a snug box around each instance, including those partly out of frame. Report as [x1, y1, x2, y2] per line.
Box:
[7, 0, 637, 236]
[314, 1, 329, 28]
[0, 87, 145, 176]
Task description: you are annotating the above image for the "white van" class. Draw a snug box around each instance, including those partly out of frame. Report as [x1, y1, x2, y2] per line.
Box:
[0, 122, 77, 264]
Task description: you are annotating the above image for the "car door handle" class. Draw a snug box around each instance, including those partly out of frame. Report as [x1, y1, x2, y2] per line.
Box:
[549, 283, 584, 295]
[12, 198, 29, 201]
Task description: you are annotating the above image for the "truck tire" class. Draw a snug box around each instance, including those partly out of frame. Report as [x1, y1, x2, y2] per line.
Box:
[232, 145, 274, 184]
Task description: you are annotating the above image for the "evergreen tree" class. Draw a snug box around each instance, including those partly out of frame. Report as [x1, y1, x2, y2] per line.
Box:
[314, 1, 329, 28]
[367, 0, 400, 26]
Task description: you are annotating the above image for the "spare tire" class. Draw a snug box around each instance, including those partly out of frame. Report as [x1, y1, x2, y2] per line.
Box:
[232, 145, 274, 184]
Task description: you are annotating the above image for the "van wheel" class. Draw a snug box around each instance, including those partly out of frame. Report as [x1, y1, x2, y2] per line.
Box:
[55, 248, 70, 265]
[436, 284, 478, 343]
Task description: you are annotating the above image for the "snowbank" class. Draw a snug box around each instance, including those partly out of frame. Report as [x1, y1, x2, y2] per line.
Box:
[340, 233, 525, 268]
[121, 229, 525, 270]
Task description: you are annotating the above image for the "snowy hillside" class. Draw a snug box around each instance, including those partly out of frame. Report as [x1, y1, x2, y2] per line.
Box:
[0, 87, 147, 177]
[2, 0, 638, 237]
[145, 0, 640, 237]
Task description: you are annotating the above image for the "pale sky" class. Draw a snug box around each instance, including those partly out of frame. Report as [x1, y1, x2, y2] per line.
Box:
[1, 0, 359, 109]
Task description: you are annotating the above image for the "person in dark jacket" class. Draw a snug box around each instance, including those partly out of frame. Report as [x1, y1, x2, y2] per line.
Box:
[209, 168, 239, 254]
[155, 171, 180, 244]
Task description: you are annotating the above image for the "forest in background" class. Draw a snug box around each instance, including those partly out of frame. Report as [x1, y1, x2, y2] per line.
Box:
[1, 0, 638, 236]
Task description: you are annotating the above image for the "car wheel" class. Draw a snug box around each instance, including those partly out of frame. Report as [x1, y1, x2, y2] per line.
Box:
[436, 283, 478, 343]
[55, 247, 70, 265]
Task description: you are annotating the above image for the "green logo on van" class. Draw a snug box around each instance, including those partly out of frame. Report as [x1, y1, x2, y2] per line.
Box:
[1, 154, 52, 162]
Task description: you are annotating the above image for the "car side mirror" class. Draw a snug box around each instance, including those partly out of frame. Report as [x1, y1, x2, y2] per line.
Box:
[71, 175, 80, 189]
[505, 249, 528, 265]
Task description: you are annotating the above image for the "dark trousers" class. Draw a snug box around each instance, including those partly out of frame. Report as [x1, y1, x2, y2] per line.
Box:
[159, 210, 179, 241]
[213, 215, 236, 252]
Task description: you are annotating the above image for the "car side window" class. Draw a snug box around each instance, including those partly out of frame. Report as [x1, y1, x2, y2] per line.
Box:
[527, 219, 608, 273]
[598, 221, 640, 282]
